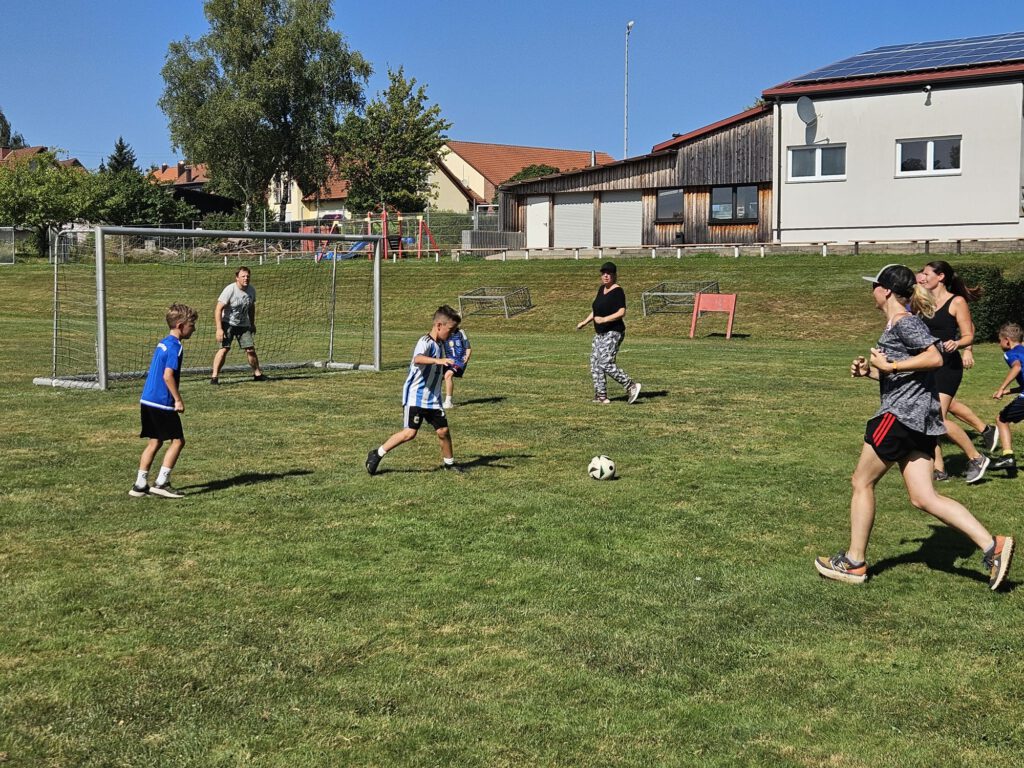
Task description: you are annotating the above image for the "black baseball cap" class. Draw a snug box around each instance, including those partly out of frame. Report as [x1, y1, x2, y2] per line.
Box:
[862, 264, 915, 297]
[599, 261, 617, 274]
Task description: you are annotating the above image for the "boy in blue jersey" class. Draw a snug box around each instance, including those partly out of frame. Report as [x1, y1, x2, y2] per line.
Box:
[989, 322, 1024, 475]
[129, 303, 198, 498]
[442, 318, 472, 409]
[366, 305, 461, 475]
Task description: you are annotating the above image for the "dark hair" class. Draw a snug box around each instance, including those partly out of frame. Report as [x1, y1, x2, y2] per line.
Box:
[925, 260, 982, 302]
[434, 305, 461, 324]
[236, 266, 251, 277]
[599, 261, 617, 275]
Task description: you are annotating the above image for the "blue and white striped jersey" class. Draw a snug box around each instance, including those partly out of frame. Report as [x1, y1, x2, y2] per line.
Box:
[401, 335, 445, 408]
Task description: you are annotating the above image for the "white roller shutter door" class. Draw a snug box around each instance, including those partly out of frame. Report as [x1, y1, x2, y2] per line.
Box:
[600, 191, 642, 246]
[553, 193, 594, 247]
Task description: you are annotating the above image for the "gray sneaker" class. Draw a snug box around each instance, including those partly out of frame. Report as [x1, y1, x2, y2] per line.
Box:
[933, 469, 950, 482]
[965, 455, 991, 484]
[150, 482, 184, 499]
[626, 382, 642, 404]
[981, 424, 1000, 452]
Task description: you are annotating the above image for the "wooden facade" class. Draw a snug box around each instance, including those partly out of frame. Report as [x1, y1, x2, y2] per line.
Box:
[499, 109, 774, 246]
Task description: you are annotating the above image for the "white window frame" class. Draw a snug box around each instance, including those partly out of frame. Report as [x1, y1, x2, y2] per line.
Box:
[895, 136, 962, 178]
[787, 144, 846, 182]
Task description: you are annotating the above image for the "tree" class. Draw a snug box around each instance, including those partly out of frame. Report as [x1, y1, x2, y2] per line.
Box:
[334, 67, 452, 213]
[88, 170, 197, 227]
[0, 106, 27, 149]
[159, 0, 370, 227]
[0, 150, 91, 255]
[104, 137, 139, 174]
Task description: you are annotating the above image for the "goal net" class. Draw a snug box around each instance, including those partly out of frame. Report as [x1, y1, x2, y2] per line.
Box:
[34, 226, 382, 390]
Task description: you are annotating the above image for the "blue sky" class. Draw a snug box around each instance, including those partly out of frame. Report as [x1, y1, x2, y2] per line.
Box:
[2, 0, 1023, 170]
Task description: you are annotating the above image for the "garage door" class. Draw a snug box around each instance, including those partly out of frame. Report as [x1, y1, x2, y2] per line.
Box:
[553, 193, 594, 247]
[600, 191, 642, 246]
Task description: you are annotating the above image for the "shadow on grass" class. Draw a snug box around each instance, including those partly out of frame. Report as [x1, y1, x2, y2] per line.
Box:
[702, 332, 751, 339]
[376, 453, 533, 475]
[871, 524, 1002, 586]
[455, 396, 506, 406]
[181, 469, 313, 495]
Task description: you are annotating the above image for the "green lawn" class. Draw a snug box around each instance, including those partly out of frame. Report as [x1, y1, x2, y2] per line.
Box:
[2, 253, 1023, 766]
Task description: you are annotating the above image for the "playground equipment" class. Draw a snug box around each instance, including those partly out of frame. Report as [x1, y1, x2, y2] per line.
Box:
[355, 209, 439, 260]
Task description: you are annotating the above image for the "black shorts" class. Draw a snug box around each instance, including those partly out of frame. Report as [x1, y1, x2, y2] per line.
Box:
[446, 364, 466, 379]
[999, 397, 1024, 425]
[140, 405, 184, 441]
[933, 362, 963, 397]
[865, 413, 937, 462]
[403, 405, 448, 431]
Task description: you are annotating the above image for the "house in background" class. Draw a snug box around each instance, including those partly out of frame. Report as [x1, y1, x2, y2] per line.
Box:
[764, 29, 1024, 244]
[149, 161, 239, 216]
[497, 107, 772, 248]
[1, 145, 85, 170]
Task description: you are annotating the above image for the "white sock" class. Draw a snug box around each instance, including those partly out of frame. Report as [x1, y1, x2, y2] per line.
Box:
[377, 447, 387, 457]
[156, 467, 172, 485]
[136, 470, 148, 487]
[443, 457, 455, 466]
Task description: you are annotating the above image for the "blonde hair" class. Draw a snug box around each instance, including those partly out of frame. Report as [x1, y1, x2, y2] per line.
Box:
[908, 284, 935, 319]
[999, 322, 1024, 343]
[166, 303, 199, 329]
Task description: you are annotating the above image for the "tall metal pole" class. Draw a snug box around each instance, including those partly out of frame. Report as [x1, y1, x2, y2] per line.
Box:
[624, 20, 634, 159]
[94, 226, 108, 390]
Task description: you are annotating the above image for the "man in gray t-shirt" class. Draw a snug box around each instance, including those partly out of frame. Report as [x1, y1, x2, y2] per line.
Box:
[210, 266, 266, 384]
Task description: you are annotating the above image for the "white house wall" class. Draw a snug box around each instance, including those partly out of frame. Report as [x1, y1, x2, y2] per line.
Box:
[778, 81, 1024, 243]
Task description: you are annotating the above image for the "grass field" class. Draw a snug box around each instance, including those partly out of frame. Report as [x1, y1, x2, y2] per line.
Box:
[2, 252, 1023, 766]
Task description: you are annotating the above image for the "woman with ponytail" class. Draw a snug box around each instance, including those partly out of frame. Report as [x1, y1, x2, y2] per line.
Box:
[919, 260, 991, 483]
[815, 264, 1013, 590]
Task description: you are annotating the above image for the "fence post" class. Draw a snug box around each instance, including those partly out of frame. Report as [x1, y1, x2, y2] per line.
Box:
[733, 246, 739, 258]
[676, 247, 682, 259]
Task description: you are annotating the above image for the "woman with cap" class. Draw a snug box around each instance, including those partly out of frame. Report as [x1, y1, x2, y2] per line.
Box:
[575, 261, 641, 405]
[815, 264, 1013, 590]
[918, 260, 991, 483]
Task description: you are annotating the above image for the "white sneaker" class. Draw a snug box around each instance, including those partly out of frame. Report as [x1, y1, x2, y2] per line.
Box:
[627, 382, 642, 404]
[150, 482, 184, 499]
[443, 398, 454, 409]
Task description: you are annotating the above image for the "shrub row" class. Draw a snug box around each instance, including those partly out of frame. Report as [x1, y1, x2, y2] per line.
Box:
[958, 264, 1024, 341]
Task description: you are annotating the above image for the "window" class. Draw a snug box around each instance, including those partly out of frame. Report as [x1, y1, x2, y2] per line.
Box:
[656, 188, 684, 221]
[896, 136, 961, 176]
[788, 145, 846, 181]
[709, 185, 758, 223]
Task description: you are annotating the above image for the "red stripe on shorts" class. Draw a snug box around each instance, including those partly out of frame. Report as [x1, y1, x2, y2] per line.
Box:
[872, 413, 896, 446]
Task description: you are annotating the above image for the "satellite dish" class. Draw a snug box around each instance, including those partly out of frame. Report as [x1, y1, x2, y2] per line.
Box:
[796, 96, 818, 125]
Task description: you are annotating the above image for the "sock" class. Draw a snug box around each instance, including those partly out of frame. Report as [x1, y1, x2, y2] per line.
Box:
[1002, 450, 1014, 457]
[156, 466, 172, 485]
[377, 447, 387, 457]
[984, 538, 997, 558]
[443, 457, 455, 466]
[136, 470, 148, 487]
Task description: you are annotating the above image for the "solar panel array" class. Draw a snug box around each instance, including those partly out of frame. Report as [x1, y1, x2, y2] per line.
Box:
[791, 30, 1024, 84]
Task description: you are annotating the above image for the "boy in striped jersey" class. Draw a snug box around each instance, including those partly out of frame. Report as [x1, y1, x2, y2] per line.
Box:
[366, 305, 462, 475]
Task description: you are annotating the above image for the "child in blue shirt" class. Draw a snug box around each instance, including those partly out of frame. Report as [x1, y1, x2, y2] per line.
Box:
[365, 305, 461, 475]
[989, 322, 1024, 475]
[130, 303, 198, 498]
[442, 319, 472, 409]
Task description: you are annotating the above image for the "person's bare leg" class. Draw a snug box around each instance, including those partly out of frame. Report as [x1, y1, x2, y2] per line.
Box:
[900, 453, 992, 549]
[847, 443, 892, 563]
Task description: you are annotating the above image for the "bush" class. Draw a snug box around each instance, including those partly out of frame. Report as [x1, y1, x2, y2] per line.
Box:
[957, 264, 1024, 341]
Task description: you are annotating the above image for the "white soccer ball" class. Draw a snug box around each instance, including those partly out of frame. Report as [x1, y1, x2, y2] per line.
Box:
[588, 455, 616, 480]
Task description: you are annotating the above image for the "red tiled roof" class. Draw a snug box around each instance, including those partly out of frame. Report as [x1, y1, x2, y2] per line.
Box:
[1, 145, 85, 170]
[149, 162, 210, 185]
[302, 162, 350, 202]
[651, 105, 771, 153]
[445, 140, 616, 193]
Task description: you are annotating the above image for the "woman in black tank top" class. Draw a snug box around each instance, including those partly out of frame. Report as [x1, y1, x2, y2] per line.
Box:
[920, 261, 990, 483]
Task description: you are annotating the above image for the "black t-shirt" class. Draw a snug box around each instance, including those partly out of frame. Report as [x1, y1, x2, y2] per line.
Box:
[593, 285, 626, 335]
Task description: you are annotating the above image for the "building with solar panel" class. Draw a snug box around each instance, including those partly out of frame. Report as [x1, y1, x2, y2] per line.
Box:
[497, 30, 1024, 250]
[764, 30, 1024, 245]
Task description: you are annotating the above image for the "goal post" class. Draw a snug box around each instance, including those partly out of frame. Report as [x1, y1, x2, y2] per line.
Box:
[33, 226, 383, 390]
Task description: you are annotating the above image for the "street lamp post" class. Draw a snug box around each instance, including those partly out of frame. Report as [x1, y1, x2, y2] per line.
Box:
[624, 20, 634, 159]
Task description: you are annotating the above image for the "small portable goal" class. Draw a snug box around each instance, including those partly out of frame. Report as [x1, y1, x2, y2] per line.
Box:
[458, 286, 533, 319]
[641, 280, 720, 316]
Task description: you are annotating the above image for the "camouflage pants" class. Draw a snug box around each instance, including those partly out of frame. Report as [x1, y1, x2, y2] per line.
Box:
[590, 331, 632, 396]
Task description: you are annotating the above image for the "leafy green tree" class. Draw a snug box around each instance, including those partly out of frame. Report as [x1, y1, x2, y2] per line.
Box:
[505, 164, 560, 184]
[0, 107, 27, 148]
[104, 137, 139, 174]
[159, 0, 370, 227]
[0, 150, 91, 254]
[88, 170, 197, 227]
[334, 66, 451, 213]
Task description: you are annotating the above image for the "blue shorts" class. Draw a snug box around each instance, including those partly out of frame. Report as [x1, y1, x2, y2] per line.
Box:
[999, 397, 1024, 425]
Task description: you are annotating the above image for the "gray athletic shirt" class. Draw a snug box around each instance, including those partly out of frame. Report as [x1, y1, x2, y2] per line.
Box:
[873, 315, 944, 435]
[218, 282, 256, 328]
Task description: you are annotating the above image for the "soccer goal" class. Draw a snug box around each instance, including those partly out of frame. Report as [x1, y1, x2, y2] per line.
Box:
[34, 226, 383, 390]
